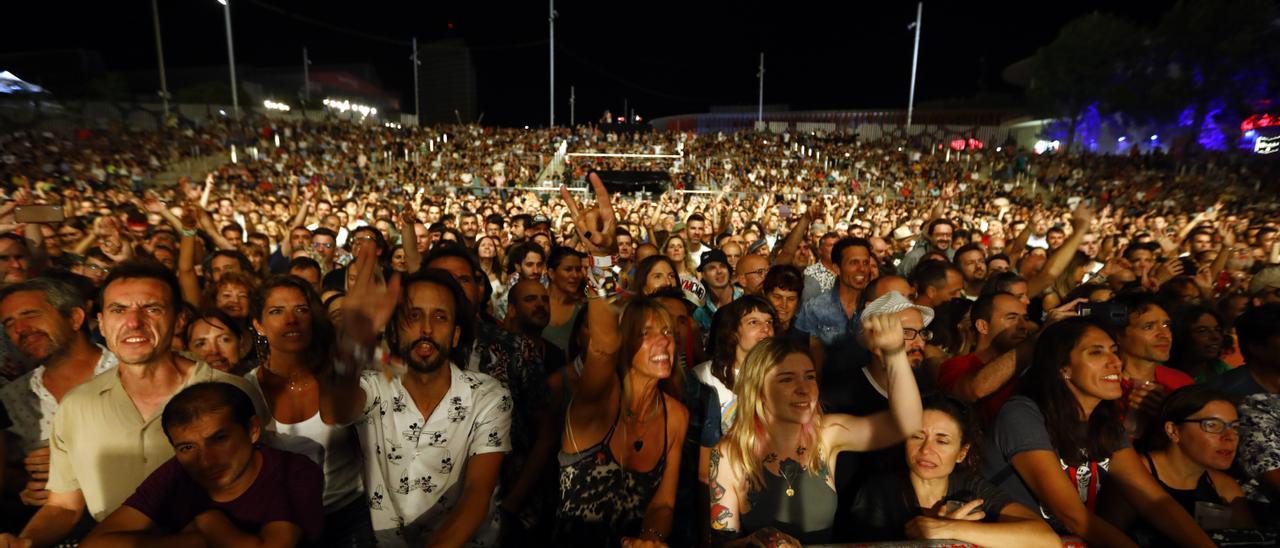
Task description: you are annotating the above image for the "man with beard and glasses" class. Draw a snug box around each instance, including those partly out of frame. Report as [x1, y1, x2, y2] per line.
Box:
[337, 267, 511, 546]
[826, 290, 934, 541]
[0, 279, 118, 524]
[82, 382, 323, 547]
[0, 260, 265, 548]
[506, 279, 565, 378]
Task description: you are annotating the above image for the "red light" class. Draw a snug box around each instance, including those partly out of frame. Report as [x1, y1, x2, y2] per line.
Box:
[447, 22, 455, 30]
[1242, 114, 1278, 132]
[949, 139, 966, 151]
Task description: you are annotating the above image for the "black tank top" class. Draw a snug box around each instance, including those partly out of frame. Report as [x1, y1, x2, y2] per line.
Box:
[554, 390, 669, 546]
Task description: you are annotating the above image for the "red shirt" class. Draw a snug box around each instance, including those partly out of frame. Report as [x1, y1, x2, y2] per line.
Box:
[1118, 365, 1195, 413]
[938, 352, 1018, 424]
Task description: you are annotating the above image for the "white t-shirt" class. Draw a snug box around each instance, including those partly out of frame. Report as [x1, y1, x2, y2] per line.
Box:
[357, 364, 512, 547]
[693, 361, 736, 434]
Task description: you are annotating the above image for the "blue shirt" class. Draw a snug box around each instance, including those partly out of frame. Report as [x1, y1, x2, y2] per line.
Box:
[794, 285, 857, 347]
[693, 287, 744, 333]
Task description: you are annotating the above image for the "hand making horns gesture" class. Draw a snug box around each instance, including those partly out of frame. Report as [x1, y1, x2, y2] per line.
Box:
[560, 172, 618, 257]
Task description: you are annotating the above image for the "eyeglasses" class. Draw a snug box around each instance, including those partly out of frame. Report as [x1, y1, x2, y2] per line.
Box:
[85, 264, 111, 274]
[1191, 326, 1227, 336]
[743, 268, 768, 278]
[1177, 418, 1240, 434]
[312, 242, 334, 249]
[903, 328, 933, 342]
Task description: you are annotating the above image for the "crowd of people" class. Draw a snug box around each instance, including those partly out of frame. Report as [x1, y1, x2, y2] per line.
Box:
[0, 115, 1277, 547]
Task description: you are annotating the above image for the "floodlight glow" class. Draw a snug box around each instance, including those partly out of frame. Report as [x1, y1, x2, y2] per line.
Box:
[262, 99, 291, 112]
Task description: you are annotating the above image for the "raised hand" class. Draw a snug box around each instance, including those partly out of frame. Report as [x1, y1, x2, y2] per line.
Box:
[559, 172, 617, 257]
[1070, 202, 1096, 231]
[862, 313, 906, 355]
[344, 243, 400, 344]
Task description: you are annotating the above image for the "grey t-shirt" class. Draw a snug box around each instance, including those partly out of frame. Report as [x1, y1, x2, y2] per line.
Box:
[981, 395, 1128, 533]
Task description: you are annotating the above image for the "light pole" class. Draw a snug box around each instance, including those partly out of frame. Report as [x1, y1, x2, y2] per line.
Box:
[411, 37, 421, 125]
[217, 0, 240, 119]
[549, 0, 556, 127]
[906, 2, 923, 130]
[150, 0, 170, 121]
[757, 52, 765, 127]
[303, 46, 311, 102]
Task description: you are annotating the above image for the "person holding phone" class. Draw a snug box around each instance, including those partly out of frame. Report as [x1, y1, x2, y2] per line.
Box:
[852, 394, 1058, 546]
[1099, 385, 1254, 542]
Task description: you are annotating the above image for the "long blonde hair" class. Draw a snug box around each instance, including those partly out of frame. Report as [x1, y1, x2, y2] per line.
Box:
[723, 337, 828, 491]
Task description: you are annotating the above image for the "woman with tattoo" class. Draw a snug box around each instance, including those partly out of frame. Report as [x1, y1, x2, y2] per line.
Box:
[707, 312, 923, 546]
[851, 394, 1059, 546]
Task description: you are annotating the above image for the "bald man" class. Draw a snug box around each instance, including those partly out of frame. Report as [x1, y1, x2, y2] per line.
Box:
[736, 254, 770, 295]
[507, 279, 566, 376]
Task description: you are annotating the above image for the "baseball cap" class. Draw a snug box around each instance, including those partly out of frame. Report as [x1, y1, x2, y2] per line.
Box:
[861, 290, 935, 326]
[1249, 265, 1280, 295]
[531, 215, 551, 227]
[699, 249, 731, 273]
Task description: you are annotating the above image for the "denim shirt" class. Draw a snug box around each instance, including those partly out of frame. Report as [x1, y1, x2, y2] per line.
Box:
[794, 285, 857, 347]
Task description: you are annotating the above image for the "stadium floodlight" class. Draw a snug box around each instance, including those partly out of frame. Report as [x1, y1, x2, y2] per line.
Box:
[216, 0, 239, 118]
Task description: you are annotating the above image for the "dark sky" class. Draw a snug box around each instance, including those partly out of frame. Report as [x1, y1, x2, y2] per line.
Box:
[2, 0, 1175, 126]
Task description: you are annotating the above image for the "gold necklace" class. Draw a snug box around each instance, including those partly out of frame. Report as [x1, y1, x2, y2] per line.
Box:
[780, 460, 797, 497]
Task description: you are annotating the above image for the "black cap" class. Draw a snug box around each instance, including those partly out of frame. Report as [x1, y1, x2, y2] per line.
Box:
[531, 215, 551, 227]
[699, 249, 731, 273]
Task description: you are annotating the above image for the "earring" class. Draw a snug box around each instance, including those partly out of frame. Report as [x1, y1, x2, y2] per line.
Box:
[255, 333, 270, 366]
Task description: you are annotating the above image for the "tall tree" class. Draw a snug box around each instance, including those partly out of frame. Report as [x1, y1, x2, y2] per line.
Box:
[1027, 13, 1144, 152]
[1148, 0, 1278, 150]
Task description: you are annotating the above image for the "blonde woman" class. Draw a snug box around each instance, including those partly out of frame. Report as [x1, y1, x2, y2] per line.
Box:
[709, 313, 923, 546]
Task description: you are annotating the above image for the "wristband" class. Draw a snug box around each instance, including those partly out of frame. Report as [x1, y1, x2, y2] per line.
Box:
[180, 228, 198, 238]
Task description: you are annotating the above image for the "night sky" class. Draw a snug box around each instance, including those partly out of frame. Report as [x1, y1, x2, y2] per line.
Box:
[2, 0, 1176, 126]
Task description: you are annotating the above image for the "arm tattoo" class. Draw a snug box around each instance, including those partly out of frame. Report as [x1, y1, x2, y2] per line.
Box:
[709, 448, 733, 532]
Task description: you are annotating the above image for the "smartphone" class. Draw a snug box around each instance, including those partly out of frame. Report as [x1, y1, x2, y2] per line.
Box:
[1077, 302, 1128, 324]
[14, 205, 65, 224]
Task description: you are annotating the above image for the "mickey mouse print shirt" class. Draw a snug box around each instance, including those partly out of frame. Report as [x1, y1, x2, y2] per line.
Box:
[357, 363, 512, 547]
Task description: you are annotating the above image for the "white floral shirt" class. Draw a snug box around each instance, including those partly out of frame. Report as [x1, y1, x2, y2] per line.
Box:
[357, 363, 512, 547]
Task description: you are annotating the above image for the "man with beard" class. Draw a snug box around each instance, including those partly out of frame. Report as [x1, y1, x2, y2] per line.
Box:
[421, 242, 551, 542]
[693, 250, 742, 333]
[342, 268, 511, 546]
[827, 290, 933, 542]
[952, 243, 987, 301]
[897, 218, 955, 277]
[506, 279, 565, 377]
[937, 292, 1031, 422]
[0, 279, 118, 519]
[0, 260, 264, 548]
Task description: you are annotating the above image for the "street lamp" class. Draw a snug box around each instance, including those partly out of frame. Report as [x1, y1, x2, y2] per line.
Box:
[217, 0, 240, 119]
